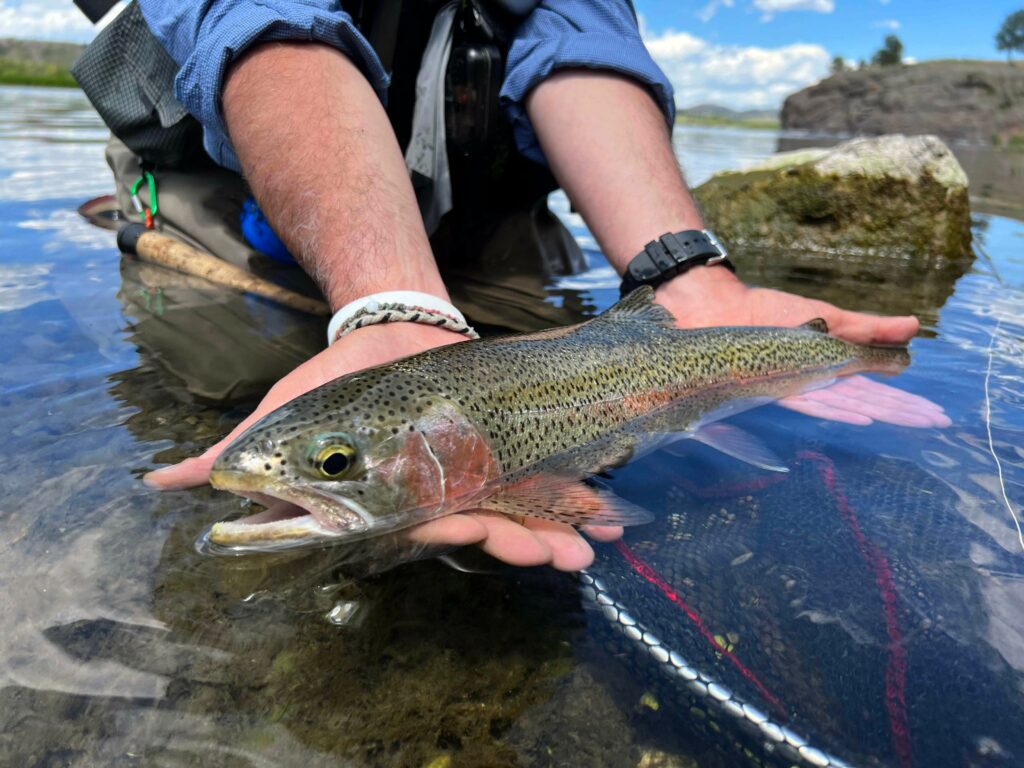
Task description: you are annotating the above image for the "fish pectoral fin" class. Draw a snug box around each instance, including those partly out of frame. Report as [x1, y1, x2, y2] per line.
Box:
[799, 317, 829, 334]
[689, 423, 789, 473]
[475, 475, 654, 528]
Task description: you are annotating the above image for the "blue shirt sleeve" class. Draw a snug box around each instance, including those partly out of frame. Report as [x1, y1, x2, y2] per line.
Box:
[138, 0, 388, 171]
[501, 0, 675, 165]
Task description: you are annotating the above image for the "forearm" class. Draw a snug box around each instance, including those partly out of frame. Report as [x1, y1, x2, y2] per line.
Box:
[526, 69, 744, 306]
[525, 71, 705, 268]
[223, 42, 447, 311]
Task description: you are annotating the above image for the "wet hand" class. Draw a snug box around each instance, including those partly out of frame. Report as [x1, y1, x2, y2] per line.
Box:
[656, 266, 950, 428]
[407, 510, 623, 572]
[144, 322, 619, 571]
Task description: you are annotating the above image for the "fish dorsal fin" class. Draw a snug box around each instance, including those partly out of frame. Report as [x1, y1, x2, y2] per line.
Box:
[799, 318, 829, 334]
[599, 287, 676, 328]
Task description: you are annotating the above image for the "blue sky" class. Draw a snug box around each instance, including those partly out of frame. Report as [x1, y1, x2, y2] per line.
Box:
[0, 0, 1018, 110]
[637, 0, 1019, 63]
[636, 0, 1019, 109]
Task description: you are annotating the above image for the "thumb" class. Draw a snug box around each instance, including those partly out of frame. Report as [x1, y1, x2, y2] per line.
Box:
[143, 438, 229, 491]
[827, 309, 919, 346]
[143, 406, 270, 490]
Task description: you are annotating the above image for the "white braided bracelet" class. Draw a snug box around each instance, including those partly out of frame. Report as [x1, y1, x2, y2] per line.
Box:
[326, 290, 479, 346]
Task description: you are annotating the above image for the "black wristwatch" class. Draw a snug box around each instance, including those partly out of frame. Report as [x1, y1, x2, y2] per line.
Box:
[619, 229, 734, 297]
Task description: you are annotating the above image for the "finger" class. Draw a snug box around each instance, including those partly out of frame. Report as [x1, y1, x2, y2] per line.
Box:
[828, 377, 951, 424]
[779, 394, 874, 425]
[144, 396, 284, 490]
[522, 518, 595, 571]
[406, 514, 489, 547]
[474, 514, 553, 567]
[825, 310, 919, 346]
[582, 525, 624, 543]
[143, 426, 240, 490]
[800, 387, 940, 427]
[144, 454, 219, 490]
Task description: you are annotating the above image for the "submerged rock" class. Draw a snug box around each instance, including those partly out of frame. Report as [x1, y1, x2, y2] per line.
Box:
[695, 134, 972, 262]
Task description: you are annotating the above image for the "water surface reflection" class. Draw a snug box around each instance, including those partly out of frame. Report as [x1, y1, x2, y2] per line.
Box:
[0, 87, 1022, 767]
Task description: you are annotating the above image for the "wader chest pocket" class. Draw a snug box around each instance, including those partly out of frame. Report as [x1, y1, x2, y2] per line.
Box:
[72, 2, 202, 168]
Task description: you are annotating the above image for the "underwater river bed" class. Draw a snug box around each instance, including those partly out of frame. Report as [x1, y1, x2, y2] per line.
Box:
[0, 85, 1022, 768]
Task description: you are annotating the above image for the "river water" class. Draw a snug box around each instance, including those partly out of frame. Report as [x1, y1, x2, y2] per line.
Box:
[0, 85, 1022, 768]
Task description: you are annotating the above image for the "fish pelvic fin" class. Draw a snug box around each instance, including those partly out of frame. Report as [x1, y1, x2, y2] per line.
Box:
[799, 317, 830, 334]
[601, 287, 676, 328]
[475, 475, 654, 528]
[690, 423, 790, 473]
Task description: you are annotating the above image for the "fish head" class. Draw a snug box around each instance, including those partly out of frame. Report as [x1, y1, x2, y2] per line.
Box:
[207, 372, 496, 551]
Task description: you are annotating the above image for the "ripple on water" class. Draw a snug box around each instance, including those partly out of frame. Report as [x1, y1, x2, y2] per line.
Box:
[1, 84, 1023, 767]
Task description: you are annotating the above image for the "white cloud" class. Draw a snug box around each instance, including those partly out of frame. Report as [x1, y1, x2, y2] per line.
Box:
[697, 0, 735, 23]
[754, 0, 835, 21]
[0, 0, 124, 43]
[644, 27, 831, 111]
[873, 18, 901, 30]
[644, 30, 708, 59]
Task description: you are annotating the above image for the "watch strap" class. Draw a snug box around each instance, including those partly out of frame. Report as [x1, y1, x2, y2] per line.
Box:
[619, 229, 733, 297]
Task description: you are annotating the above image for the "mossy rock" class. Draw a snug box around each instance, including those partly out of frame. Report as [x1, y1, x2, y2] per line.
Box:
[695, 134, 972, 264]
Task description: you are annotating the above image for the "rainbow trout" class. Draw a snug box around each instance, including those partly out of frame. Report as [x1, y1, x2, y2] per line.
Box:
[208, 288, 908, 549]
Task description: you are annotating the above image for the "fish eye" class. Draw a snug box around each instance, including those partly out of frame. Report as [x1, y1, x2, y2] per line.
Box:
[309, 436, 358, 479]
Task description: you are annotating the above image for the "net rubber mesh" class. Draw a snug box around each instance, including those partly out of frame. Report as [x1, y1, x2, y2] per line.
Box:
[589, 448, 1024, 767]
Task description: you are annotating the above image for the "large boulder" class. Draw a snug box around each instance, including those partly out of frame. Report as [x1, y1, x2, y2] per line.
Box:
[781, 60, 1024, 146]
[694, 134, 972, 263]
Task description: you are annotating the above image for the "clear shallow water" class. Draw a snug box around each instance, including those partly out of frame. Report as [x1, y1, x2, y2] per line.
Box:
[0, 86, 1022, 767]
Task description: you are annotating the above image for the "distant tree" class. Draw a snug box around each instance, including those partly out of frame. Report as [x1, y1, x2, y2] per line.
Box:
[996, 10, 1024, 61]
[830, 56, 847, 73]
[871, 35, 904, 67]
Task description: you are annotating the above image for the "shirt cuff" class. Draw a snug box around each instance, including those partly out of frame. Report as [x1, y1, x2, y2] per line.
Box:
[501, 17, 675, 165]
[172, 5, 388, 171]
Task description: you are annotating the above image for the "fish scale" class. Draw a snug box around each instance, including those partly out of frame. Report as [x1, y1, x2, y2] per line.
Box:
[387, 295, 888, 474]
[209, 288, 909, 546]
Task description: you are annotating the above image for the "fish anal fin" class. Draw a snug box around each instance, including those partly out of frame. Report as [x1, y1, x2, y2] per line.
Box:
[475, 475, 654, 527]
[691, 423, 789, 473]
[601, 287, 676, 328]
[799, 317, 829, 334]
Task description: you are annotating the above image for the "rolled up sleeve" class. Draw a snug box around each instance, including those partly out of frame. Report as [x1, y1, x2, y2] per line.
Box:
[138, 0, 388, 171]
[501, 0, 675, 165]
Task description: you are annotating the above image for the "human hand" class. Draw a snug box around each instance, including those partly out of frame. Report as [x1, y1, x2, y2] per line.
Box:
[655, 266, 950, 428]
[145, 322, 618, 571]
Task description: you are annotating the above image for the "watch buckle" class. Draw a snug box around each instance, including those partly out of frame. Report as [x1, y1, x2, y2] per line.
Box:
[702, 229, 729, 260]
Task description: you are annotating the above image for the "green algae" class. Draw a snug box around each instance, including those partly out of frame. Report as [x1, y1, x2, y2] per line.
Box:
[696, 163, 972, 263]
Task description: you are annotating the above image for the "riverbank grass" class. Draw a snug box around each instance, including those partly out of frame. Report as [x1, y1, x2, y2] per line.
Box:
[0, 58, 76, 88]
[675, 114, 781, 131]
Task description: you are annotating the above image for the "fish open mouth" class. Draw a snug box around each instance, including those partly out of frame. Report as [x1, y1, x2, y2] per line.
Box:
[206, 471, 371, 551]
